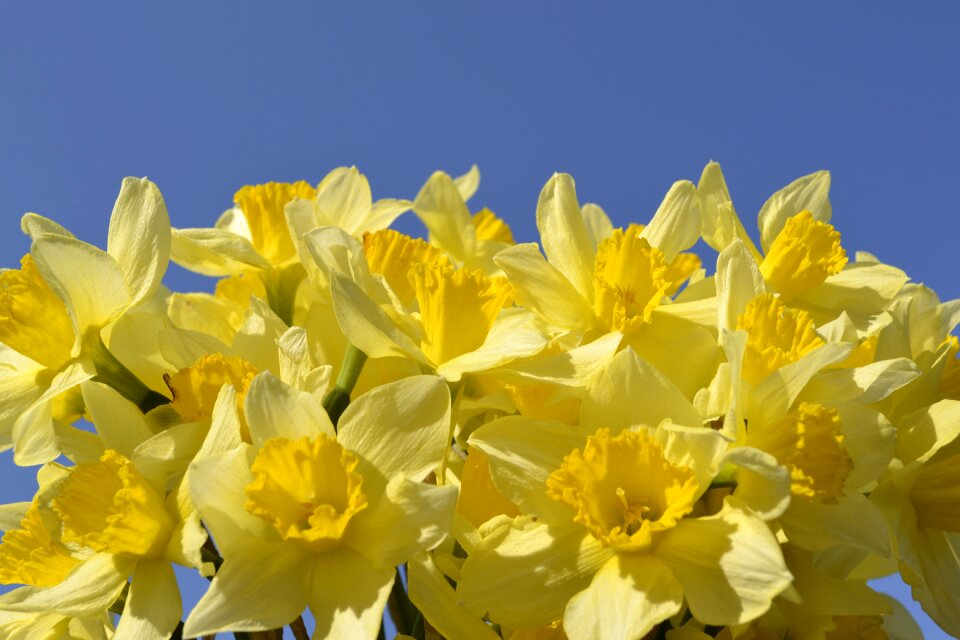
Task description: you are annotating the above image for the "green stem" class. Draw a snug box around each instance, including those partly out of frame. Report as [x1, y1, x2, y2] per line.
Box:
[322, 344, 368, 428]
[85, 332, 168, 411]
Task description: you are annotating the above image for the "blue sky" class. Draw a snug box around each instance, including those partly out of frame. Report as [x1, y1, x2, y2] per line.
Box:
[1, 2, 958, 637]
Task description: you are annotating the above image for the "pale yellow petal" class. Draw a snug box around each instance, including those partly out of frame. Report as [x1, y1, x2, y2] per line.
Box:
[114, 560, 181, 640]
[581, 347, 702, 433]
[656, 502, 791, 625]
[897, 398, 960, 465]
[0, 553, 133, 617]
[437, 310, 548, 381]
[781, 494, 890, 556]
[309, 548, 393, 640]
[20, 213, 75, 240]
[564, 554, 682, 640]
[722, 446, 791, 520]
[757, 170, 831, 254]
[329, 273, 425, 362]
[535, 174, 595, 301]
[338, 375, 450, 488]
[697, 161, 761, 259]
[183, 539, 310, 637]
[31, 235, 131, 336]
[799, 357, 919, 405]
[107, 177, 171, 308]
[315, 166, 373, 235]
[494, 243, 594, 331]
[640, 180, 701, 262]
[469, 416, 587, 523]
[458, 519, 613, 629]
[347, 476, 456, 569]
[81, 381, 154, 459]
[413, 171, 475, 262]
[581, 203, 614, 248]
[408, 553, 500, 640]
[717, 239, 765, 333]
[170, 228, 270, 276]
[189, 447, 273, 556]
[244, 371, 335, 446]
[454, 164, 481, 201]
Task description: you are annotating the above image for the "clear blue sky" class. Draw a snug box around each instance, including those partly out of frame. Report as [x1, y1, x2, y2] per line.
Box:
[1, 2, 957, 637]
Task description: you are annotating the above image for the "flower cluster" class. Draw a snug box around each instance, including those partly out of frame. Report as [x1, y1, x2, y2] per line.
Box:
[0, 163, 954, 639]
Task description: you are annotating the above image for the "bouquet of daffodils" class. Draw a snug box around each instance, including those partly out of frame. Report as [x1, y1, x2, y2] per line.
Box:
[0, 162, 955, 640]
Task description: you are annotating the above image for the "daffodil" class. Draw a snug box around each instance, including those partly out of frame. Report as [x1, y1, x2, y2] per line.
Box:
[0, 177, 170, 465]
[183, 373, 456, 639]
[698, 162, 907, 328]
[458, 349, 791, 640]
[172, 167, 410, 324]
[304, 224, 547, 382]
[0, 418, 207, 639]
[411, 166, 517, 275]
[871, 398, 960, 636]
[493, 173, 719, 396]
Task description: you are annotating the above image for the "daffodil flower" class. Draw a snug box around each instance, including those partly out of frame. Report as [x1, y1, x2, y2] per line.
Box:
[411, 166, 517, 276]
[459, 348, 791, 640]
[0, 416, 207, 640]
[492, 173, 719, 397]
[183, 373, 457, 639]
[871, 398, 960, 635]
[0, 177, 170, 465]
[171, 167, 411, 324]
[698, 162, 908, 326]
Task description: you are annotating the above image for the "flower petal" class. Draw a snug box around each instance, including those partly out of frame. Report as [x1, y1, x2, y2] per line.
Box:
[458, 518, 612, 629]
[308, 548, 394, 640]
[244, 371, 335, 446]
[564, 554, 683, 640]
[640, 180, 700, 262]
[170, 228, 270, 276]
[107, 177, 171, 308]
[535, 174, 595, 301]
[338, 375, 450, 489]
[347, 476, 456, 570]
[757, 170, 831, 254]
[657, 501, 791, 625]
[184, 539, 310, 637]
[114, 559, 181, 640]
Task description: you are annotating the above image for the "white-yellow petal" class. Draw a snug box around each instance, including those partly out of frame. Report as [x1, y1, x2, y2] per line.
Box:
[113, 560, 181, 640]
[244, 372, 335, 446]
[564, 554, 683, 640]
[170, 228, 270, 276]
[757, 170, 831, 254]
[338, 375, 450, 489]
[106, 177, 171, 308]
[640, 180, 701, 262]
[31, 235, 132, 338]
[656, 502, 791, 625]
[81, 381, 154, 459]
[184, 539, 310, 637]
[308, 548, 393, 640]
[535, 174, 595, 301]
[494, 243, 594, 331]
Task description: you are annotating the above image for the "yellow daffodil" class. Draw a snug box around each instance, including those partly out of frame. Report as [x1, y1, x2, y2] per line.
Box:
[183, 373, 456, 639]
[0, 177, 171, 465]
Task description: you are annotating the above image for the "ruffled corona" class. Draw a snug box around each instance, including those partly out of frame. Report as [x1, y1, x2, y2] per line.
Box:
[363, 229, 443, 306]
[738, 293, 825, 385]
[234, 181, 318, 264]
[410, 262, 513, 365]
[592, 226, 671, 335]
[747, 403, 852, 503]
[760, 211, 847, 301]
[0, 254, 75, 369]
[546, 428, 699, 551]
[0, 504, 80, 587]
[472, 208, 515, 244]
[52, 450, 175, 559]
[166, 353, 258, 438]
[245, 435, 369, 554]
